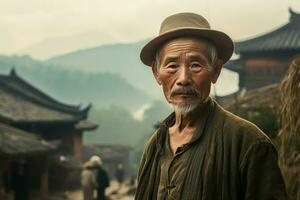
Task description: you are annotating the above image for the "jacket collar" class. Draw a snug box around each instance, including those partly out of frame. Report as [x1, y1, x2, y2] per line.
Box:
[155, 97, 214, 152]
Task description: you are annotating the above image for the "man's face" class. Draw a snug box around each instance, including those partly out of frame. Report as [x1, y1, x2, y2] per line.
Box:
[152, 37, 222, 111]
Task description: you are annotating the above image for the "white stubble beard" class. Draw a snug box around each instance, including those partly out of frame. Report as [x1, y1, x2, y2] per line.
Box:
[172, 103, 198, 115]
[171, 95, 209, 115]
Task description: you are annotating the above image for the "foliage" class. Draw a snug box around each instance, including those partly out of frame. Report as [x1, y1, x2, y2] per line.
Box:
[82, 100, 171, 166]
[240, 107, 280, 139]
[278, 55, 300, 200]
[279, 56, 300, 159]
[84, 101, 171, 147]
[84, 105, 142, 145]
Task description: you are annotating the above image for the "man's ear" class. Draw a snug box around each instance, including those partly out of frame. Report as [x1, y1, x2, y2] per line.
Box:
[151, 61, 162, 85]
[212, 59, 223, 84]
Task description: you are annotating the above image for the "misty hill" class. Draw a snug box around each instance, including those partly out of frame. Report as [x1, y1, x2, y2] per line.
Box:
[85, 100, 171, 147]
[47, 40, 163, 98]
[47, 40, 239, 97]
[0, 55, 152, 110]
[17, 30, 122, 60]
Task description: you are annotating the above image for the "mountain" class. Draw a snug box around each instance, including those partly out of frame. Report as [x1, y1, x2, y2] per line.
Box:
[0, 55, 152, 111]
[84, 100, 171, 147]
[16, 30, 121, 60]
[47, 40, 239, 97]
[47, 40, 163, 98]
[0, 54, 167, 148]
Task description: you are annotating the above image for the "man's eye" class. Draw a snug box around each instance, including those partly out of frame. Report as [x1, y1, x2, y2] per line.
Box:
[190, 63, 202, 68]
[166, 63, 178, 68]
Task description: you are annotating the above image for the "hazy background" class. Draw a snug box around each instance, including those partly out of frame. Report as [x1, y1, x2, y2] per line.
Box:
[1, 0, 300, 57]
[0, 0, 299, 147]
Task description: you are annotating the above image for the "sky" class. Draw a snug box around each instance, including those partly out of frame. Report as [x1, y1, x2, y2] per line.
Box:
[0, 0, 300, 59]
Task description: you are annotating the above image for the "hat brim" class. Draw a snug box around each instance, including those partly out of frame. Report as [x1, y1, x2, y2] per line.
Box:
[140, 28, 234, 66]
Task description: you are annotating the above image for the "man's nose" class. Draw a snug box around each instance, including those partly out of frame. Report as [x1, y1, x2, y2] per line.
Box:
[176, 65, 192, 86]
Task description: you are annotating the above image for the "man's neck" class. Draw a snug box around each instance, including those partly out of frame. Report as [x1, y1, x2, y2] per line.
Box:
[172, 102, 207, 133]
[168, 101, 209, 154]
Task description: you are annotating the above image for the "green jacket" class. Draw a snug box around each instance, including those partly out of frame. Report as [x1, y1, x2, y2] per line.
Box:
[135, 99, 287, 200]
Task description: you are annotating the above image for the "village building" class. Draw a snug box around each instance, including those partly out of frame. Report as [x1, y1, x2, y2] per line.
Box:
[0, 69, 98, 199]
[0, 122, 54, 200]
[224, 8, 300, 91]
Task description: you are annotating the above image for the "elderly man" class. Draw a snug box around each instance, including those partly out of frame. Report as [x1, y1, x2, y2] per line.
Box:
[135, 13, 287, 200]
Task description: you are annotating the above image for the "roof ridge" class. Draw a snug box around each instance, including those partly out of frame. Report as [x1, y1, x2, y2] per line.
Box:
[10, 70, 80, 109]
[236, 22, 291, 44]
[0, 71, 90, 116]
[289, 8, 300, 24]
[235, 9, 300, 53]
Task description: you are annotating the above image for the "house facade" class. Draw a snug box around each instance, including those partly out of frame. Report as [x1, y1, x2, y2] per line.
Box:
[0, 69, 97, 198]
[225, 8, 300, 90]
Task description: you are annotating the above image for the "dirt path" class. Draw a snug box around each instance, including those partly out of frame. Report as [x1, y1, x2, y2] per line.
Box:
[66, 181, 134, 200]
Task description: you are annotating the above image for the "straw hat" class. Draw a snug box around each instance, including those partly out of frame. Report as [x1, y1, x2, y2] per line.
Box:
[140, 12, 234, 66]
[83, 161, 93, 169]
[89, 155, 103, 166]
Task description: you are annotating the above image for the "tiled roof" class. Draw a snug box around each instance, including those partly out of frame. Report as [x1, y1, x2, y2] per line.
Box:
[0, 70, 90, 123]
[75, 120, 98, 131]
[236, 9, 300, 54]
[0, 122, 54, 155]
[223, 59, 242, 72]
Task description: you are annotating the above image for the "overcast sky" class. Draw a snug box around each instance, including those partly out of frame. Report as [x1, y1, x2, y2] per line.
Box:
[0, 0, 300, 57]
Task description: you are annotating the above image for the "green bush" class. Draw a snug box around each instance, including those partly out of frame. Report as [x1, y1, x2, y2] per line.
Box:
[240, 107, 280, 139]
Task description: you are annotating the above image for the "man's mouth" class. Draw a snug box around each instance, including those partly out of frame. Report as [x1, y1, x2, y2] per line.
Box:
[172, 92, 199, 97]
[169, 86, 200, 98]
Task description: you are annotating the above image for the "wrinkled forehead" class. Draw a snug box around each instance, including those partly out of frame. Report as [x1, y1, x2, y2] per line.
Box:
[159, 37, 213, 59]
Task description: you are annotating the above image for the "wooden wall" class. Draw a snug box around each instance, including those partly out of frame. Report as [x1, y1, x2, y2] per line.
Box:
[240, 57, 290, 90]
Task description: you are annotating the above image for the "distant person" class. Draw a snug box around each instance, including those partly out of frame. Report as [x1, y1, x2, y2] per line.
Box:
[90, 156, 110, 200]
[81, 160, 97, 200]
[115, 163, 125, 190]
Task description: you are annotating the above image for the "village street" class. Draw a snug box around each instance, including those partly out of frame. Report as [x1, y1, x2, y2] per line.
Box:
[66, 181, 134, 200]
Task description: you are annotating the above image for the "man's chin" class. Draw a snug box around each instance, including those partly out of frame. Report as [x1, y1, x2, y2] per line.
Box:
[172, 103, 198, 115]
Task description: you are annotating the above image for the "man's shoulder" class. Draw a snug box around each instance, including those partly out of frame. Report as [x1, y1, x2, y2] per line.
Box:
[216, 104, 272, 145]
[215, 104, 278, 167]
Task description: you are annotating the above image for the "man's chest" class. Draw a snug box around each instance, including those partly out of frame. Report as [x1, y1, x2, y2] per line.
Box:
[157, 145, 192, 200]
